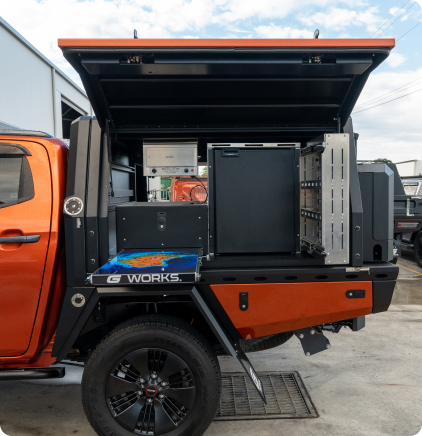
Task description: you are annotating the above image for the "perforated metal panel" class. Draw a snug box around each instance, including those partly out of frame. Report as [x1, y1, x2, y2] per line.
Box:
[215, 371, 318, 420]
[300, 133, 350, 265]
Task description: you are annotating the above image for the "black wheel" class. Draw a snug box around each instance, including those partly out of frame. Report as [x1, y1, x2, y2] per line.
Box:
[414, 231, 422, 268]
[82, 315, 221, 436]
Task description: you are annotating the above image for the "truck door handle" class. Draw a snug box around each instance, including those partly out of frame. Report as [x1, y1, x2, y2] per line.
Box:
[0, 235, 40, 243]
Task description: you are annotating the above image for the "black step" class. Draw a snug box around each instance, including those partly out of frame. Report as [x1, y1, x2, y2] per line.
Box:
[0, 367, 65, 381]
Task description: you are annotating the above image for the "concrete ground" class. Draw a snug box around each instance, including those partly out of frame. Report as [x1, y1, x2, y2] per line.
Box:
[0, 250, 421, 436]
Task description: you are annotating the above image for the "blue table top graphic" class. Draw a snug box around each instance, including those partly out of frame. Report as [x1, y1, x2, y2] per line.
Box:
[96, 248, 200, 275]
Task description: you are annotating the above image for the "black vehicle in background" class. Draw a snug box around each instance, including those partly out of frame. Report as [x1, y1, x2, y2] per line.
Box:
[389, 168, 422, 267]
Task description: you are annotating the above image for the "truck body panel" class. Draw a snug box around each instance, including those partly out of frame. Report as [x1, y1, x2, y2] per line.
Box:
[0, 136, 67, 366]
[0, 40, 397, 376]
[0, 141, 51, 356]
[212, 281, 373, 339]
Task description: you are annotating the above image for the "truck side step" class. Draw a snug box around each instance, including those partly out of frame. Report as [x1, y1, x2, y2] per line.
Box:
[0, 367, 65, 381]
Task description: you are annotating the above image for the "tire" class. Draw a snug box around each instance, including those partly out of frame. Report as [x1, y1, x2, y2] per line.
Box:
[82, 315, 221, 436]
[240, 331, 293, 353]
[414, 231, 422, 268]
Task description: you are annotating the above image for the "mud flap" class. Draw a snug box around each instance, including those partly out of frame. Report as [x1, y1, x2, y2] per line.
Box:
[191, 287, 267, 403]
[294, 327, 331, 356]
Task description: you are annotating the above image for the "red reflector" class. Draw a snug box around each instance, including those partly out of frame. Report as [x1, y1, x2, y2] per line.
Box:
[398, 222, 419, 228]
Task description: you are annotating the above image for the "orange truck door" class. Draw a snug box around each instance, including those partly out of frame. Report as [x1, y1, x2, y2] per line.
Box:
[0, 141, 52, 357]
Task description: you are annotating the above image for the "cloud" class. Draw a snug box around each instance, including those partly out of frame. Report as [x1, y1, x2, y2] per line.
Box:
[386, 53, 407, 68]
[297, 6, 383, 33]
[0, 0, 221, 84]
[254, 23, 311, 38]
[225, 25, 253, 33]
[0, 0, 341, 86]
[1, 0, 420, 165]
[215, 0, 333, 23]
[352, 68, 422, 162]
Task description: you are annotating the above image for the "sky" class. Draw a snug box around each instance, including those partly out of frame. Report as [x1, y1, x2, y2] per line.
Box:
[0, 0, 421, 162]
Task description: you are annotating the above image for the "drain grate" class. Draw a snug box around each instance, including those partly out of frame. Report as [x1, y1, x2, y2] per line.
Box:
[215, 371, 318, 421]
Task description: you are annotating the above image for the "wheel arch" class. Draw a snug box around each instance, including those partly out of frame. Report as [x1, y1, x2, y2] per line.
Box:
[51, 285, 241, 361]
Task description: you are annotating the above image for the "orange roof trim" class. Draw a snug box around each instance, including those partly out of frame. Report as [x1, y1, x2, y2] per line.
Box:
[58, 38, 395, 50]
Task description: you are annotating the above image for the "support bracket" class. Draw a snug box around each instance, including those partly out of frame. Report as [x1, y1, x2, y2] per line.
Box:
[294, 327, 331, 356]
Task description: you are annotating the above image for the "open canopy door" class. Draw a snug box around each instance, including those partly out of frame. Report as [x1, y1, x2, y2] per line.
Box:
[59, 38, 394, 136]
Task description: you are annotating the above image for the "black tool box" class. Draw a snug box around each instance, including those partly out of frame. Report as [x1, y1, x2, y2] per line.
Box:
[115, 202, 208, 254]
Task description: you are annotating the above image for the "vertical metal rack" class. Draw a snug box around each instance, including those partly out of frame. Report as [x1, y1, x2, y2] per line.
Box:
[300, 134, 350, 265]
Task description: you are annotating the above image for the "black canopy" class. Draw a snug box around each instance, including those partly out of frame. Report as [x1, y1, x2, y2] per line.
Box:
[60, 40, 392, 135]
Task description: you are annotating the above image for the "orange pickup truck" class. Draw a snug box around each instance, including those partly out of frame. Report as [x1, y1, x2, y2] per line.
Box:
[0, 37, 398, 436]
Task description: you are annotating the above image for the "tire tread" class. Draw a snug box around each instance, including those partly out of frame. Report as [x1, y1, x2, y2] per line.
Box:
[82, 314, 220, 436]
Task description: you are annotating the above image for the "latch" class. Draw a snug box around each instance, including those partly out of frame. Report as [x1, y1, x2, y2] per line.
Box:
[345, 267, 370, 274]
[222, 148, 239, 157]
[239, 292, 248, 311]
[346, 289, 365, 299]
[157, 212, 166, 231]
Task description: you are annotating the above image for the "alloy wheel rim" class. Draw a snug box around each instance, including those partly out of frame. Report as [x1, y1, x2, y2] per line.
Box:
[106, 348, 196, 435]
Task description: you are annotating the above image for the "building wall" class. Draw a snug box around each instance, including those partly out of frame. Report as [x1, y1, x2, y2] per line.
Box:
[0, 20, 92, 137]
[395, 160, 422, 177]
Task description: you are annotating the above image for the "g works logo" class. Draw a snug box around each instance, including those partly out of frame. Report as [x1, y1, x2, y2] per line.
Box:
[106, 275, 122, 284]
[106, 274, 180, 284]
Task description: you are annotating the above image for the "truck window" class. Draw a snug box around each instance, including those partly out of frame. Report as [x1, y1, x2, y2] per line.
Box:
[403, 182, 419, 196]
[0, 156, 34, 209]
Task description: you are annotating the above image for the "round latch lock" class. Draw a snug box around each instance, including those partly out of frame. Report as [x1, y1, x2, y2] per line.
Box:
[64, 197, 84, 216]
[71, 293, 85, 308]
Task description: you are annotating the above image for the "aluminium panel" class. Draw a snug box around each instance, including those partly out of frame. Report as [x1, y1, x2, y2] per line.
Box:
[300, 134, 349, 264]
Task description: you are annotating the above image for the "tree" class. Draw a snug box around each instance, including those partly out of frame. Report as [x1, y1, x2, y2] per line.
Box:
[374, 158, 392, 163]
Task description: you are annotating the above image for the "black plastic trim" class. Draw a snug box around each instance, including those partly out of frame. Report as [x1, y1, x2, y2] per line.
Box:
[0, 235, 40, 243]
[0, 143, 32, 156]
[53, 285, 238, 360]
[51, 287, 95, 358]
[65, 117, 91, 287]
[0, 130, 52, 138]
[372, 280, 396, 314]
